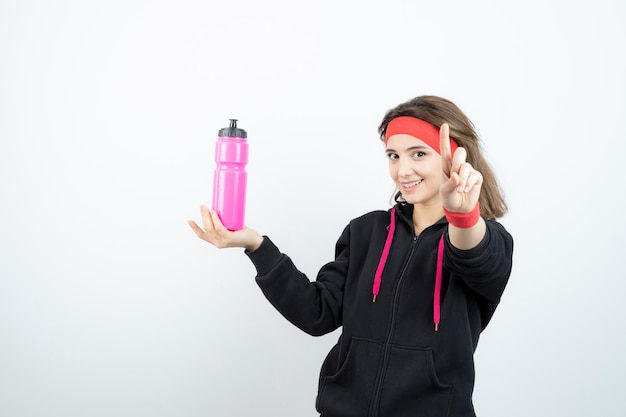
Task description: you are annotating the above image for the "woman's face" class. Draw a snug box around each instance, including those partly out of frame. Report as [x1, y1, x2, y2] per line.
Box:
[386, 134, 442, 206]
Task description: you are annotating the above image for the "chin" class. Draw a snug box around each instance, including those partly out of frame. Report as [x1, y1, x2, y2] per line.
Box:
[401, 193, 439, 206]
[400, 194, 419, 204]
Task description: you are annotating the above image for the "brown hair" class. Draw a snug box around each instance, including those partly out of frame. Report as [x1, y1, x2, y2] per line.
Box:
[378, 95, 508, 219]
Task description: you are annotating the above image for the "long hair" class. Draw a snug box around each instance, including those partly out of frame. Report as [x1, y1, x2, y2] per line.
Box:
[378, 95, 508, 219]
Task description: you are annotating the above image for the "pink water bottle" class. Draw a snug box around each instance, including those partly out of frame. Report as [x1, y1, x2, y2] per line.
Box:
[212, 119, 249, 231]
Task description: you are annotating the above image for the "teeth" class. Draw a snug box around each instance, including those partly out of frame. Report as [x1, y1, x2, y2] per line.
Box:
[402, 180, 422, 188]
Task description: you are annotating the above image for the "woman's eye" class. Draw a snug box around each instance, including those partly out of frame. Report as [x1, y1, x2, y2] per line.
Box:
[413, 151, 426, 158]
[387, 153, 399, 160]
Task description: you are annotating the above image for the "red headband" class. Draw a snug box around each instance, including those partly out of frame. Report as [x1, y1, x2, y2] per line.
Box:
[385, 116, 459, 155]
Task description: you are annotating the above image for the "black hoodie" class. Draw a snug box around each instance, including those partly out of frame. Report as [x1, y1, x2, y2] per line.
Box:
[246, 203, 514, 417]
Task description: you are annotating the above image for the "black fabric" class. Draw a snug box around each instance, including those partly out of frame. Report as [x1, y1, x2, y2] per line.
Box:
[247, 204, 514, 417]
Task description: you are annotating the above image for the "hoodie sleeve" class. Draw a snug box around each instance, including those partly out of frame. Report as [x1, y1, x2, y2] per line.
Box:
[246, 225, 351, 337]
[444, 219, 514, 328]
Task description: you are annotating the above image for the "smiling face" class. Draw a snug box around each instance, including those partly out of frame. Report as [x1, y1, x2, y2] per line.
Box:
[386, 133, 443, 207]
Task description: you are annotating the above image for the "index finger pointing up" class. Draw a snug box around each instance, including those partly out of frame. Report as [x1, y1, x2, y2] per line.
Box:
[440, 123, 452, 176]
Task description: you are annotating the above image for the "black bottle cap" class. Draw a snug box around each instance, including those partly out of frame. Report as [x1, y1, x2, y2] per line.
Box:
[218, 119, 247, 138]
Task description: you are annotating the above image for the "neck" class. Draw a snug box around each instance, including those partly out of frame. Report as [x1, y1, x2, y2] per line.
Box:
[411, 203, 444, 235]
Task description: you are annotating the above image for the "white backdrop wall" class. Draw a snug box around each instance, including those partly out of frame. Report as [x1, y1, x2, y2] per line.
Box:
[1, 1, 625, 416]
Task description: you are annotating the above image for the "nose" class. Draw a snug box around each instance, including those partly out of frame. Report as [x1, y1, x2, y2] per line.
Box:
[398, 157, 415, 177]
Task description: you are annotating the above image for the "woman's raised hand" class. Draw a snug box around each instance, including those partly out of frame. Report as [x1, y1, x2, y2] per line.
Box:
[188, 205, 263, 252]
[439, 123, 483, 213]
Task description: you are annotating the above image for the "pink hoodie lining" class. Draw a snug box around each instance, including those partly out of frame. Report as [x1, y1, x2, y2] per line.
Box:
[372, 207, 444, 331]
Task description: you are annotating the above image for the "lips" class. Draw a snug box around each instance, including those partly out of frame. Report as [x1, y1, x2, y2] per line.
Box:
[401, 179, 423, 190]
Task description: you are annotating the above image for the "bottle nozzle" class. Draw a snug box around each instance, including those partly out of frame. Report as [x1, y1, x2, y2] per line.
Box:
[218, 118, 247, 138]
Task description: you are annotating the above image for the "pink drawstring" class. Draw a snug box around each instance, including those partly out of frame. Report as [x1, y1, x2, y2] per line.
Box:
[372, 208, 445, 331]
[434, 235, 444, 331]
[372, 207, 396, 302]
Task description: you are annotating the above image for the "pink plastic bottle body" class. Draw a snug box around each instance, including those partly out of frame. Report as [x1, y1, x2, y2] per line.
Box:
[212, 136, 248, 231]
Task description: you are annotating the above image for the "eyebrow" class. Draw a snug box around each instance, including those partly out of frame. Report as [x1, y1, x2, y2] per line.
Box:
[385, 145, 430, 153]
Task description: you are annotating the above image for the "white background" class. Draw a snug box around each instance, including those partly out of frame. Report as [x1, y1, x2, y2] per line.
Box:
[1, 1, 625, 416]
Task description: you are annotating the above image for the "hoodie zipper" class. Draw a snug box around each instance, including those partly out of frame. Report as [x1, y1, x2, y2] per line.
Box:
[368, 234, 419, 417]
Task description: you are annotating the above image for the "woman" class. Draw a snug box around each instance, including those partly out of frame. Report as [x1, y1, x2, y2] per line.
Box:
[189, 95, 514, 417]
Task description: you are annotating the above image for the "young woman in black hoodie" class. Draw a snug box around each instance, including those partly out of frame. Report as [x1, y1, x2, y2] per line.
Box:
[189, 95, 514, 417]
